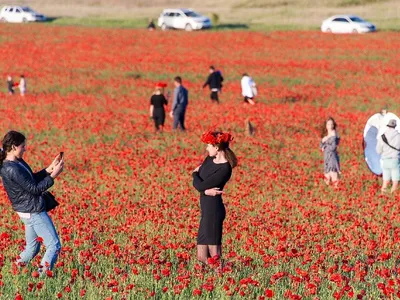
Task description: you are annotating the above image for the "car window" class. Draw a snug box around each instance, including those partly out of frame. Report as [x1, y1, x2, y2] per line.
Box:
[176, 13, 184, 17]
[168, 12, 175, 17]
[22, 7, 33, 12]
[184, 11, 201, 17]
[9, 8, 14, 12]
[333, 18, 349, 23]
[15, 8, 21, 13]
[349, 17, 365, 23]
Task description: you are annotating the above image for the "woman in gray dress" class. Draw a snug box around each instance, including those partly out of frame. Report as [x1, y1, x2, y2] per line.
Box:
[320, 117, 340, 187]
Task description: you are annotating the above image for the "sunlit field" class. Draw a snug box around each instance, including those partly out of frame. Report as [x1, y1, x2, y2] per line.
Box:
[0, 24, 400, 299]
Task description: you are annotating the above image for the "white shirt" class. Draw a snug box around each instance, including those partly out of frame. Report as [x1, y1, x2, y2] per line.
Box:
[241, 76, 255, 98]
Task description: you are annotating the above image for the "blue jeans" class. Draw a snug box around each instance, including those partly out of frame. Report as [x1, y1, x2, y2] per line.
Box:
[173, 108, 186, 130]
[17, 212, 61, 271]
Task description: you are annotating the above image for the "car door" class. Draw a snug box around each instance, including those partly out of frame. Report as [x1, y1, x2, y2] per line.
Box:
[334, 18, 350, 33]
[14, 7, 23, 22]
[173, 12, 185, 29]
[7, 7, 15, 22]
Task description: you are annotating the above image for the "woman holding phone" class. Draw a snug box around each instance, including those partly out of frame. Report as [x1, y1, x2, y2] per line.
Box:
[0, 131, 64, 274]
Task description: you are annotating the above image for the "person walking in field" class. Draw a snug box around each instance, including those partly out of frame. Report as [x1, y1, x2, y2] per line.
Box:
[150, 83, 169, 132]
[202, 66, 224, 103]
[376, 119, 400, 193]
[7, 75, 15, 95]
[19, 75, 26, 96]
[0, 131, 64, 275]
[193, 131, 237, 270]
[320, 117, 340, 188]
[170, 76, 188, 131]
[241, 73, 256, 105]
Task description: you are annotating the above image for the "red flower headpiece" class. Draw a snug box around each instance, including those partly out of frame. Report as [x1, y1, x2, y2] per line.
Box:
[201, 131, 233, 145]
[155, 82, 167, 88]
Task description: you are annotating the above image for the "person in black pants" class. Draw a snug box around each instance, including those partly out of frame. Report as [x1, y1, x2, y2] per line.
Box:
[202, 66, 223, 103]
[150, 84, 168, 132]
[170, 76, 188, 131]
[7, 75, 14, 95]
[192, 131, 238, 270]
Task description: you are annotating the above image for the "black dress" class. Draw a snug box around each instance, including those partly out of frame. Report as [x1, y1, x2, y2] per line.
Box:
[150, 94, 167, 130]
[193, 156, 232, 245]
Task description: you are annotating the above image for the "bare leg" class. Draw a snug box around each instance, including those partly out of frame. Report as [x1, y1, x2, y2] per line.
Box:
[324, 173, 331, 185]
[197, 245, 209, 265]
[208, 245, 223, 270]
[331, 172, 339, 188]
[391, 181, 398, 193]
[248, 99, 256, 105]
[381, 180, 389, 193]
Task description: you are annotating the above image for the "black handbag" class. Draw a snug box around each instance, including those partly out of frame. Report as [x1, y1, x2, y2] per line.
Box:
[42, 191, 59, 212]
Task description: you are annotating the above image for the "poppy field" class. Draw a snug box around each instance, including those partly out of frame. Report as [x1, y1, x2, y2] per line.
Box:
[0, 24, 400, 299]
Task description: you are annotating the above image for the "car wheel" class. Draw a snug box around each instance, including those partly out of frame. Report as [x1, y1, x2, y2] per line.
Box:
[185, 24, 193, 31]
[352, 29, 359, 34]
[22, 18, 28, 23]
[0, 17, 6, 23]
[326, 28, 332, 33]
[161, 23, 167, 31]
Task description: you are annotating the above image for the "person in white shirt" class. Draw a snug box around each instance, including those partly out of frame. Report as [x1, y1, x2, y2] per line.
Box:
[376, 119, 400, 193]
[241, 73, 256, 105]
[19, 75, 26, 96]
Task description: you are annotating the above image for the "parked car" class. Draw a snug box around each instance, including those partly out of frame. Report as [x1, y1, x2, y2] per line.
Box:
[0, 6, 47, 23]
[321, 15, 376, 34]
[157, 9, 212, 31]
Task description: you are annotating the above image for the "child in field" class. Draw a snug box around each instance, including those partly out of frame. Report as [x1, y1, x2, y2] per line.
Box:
[241, 73, 256, 105]
[7, 75, 14, 95]
[19, 75, 26, 96]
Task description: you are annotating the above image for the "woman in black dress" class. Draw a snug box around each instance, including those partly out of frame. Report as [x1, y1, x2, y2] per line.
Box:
[149, 83, 168, 132]
[193, 131, 238, 267]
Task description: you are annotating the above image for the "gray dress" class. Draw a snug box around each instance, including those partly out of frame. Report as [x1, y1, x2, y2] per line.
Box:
[320, 136, 340, 173]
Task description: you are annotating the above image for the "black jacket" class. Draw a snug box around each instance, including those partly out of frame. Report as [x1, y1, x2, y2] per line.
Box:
[0, 159, 54, 213]
[203, 72, 223, 90]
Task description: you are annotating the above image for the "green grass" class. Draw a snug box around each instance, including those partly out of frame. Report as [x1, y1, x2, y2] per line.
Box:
[49, 17, 148, 29]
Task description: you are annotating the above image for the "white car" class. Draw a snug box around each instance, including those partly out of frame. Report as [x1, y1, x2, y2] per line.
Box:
[321, 15, 376, 33]
[0, 6, 46, 23]
[158, 9, 212, 31]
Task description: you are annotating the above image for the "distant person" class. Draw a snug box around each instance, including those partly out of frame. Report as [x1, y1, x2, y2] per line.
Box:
[376, 119, 400, 193]
[241, 73, 256, 105]
[170, 76, 188, 131]
[7, 75, 14, 95]
[0, 131, 64, 275]
[148, 19, 156, 31]
[202, 66, 223, 103]
[19, 75, 26, 96]
[320, 117, 340, 188]
[150, 83, 169, 132]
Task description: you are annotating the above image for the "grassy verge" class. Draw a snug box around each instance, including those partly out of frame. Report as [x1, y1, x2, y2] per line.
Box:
[44, 16, 399, 31]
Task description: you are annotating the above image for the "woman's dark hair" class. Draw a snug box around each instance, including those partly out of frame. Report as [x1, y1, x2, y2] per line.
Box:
[0, 131, 26, 167]
[212, 132, 238, 169]
[321, 117, 337, 138]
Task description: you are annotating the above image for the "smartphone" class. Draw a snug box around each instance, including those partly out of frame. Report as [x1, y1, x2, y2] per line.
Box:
[60, 152, 64, 159]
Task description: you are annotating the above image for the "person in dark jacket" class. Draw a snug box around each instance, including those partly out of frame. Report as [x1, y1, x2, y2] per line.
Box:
[7, 75, 14, 95]
[0, 131, 64, 274]
[202, 66, 223, 103]
[170, 76, 188, 131]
